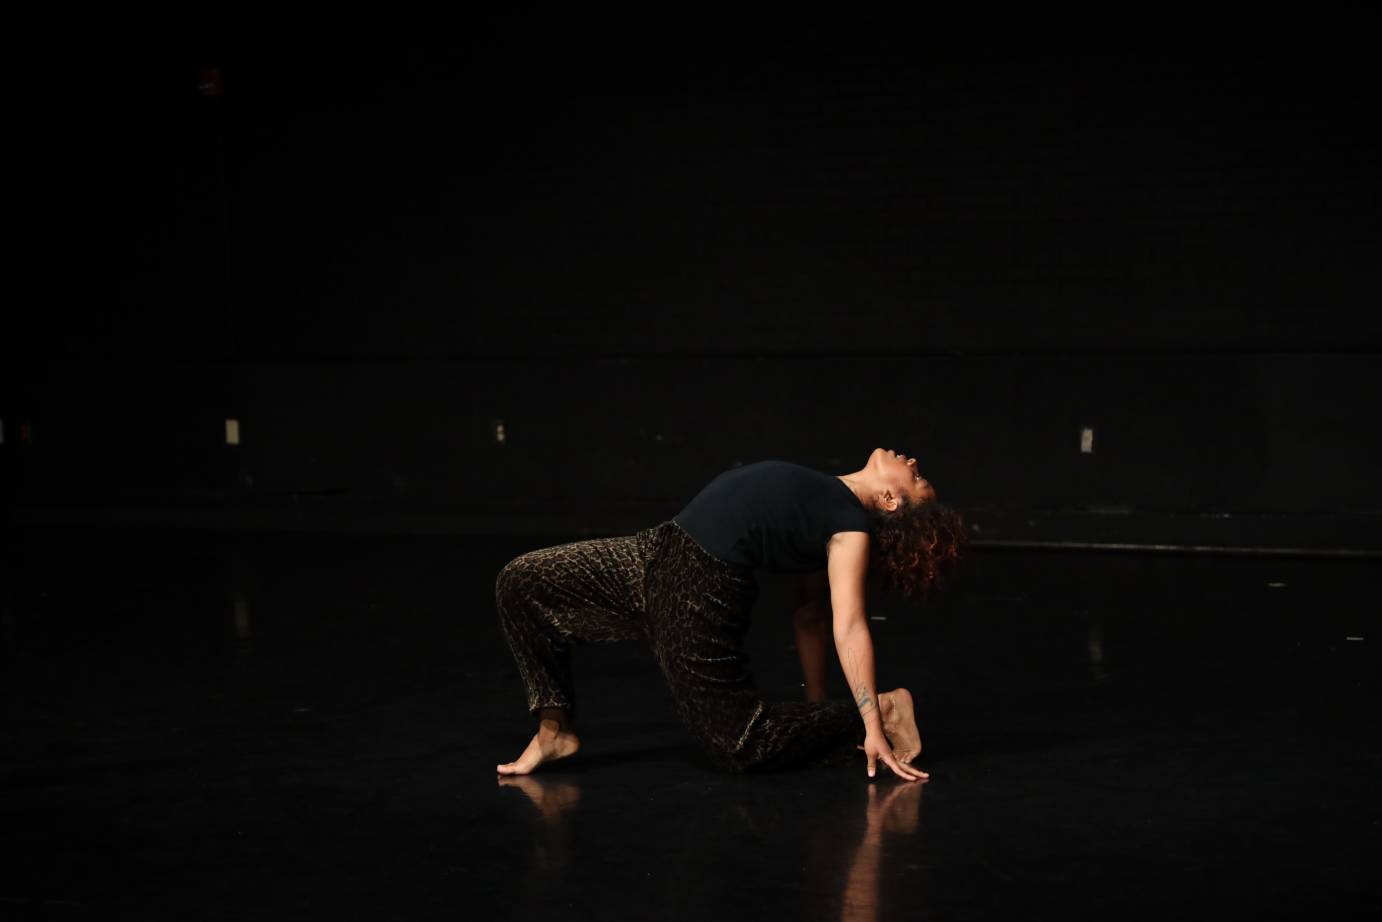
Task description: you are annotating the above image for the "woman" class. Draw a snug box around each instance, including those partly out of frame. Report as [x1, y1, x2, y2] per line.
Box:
[494, 448, 965, 780]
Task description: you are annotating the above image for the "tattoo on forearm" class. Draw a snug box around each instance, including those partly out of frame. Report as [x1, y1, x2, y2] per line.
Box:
[854, 683, 877, 715]
[845, 648, 877, 715]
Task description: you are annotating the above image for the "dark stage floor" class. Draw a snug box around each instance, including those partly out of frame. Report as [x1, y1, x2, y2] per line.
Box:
[2, 527, 1378, 920]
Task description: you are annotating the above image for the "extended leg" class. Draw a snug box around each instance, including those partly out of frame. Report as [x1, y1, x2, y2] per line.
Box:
[646, 524, 865, 773]
[493, 533, 649, 774]
[652, 613, 866, 772]
[494, 534, 648, 718]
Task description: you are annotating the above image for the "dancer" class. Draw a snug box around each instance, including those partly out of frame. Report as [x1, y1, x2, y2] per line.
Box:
[494, 448, 965, 779]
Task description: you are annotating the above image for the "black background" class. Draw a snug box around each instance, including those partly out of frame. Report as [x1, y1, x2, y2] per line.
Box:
[7, 25, 1379, 543]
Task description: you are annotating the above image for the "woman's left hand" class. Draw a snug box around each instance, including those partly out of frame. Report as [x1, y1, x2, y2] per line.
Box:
[858, 730, 929, 781]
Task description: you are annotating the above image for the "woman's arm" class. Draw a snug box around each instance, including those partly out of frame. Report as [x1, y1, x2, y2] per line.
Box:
[794, 571, 831, 701]
[826, 531, 922, 780]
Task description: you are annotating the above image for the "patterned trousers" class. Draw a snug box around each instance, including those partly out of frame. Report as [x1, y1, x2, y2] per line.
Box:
[495, 519, 865, 773]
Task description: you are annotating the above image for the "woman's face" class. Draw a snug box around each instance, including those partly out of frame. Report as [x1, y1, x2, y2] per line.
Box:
[870, 447, 937, 509]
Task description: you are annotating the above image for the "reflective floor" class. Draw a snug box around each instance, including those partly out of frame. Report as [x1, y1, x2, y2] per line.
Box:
[2, 528, 1378, 920]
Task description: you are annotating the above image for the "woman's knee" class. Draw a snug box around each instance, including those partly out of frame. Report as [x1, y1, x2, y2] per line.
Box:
[665, 693, 763, 772]
[704, 749, 751, 774]
[700, 737, 780, 774]
[494, 552, 539, 610]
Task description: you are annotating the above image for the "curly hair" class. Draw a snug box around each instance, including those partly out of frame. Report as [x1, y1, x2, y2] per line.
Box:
[865, 499, 967, 601]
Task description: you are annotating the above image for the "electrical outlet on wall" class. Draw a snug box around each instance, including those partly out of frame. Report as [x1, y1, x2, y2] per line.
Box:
[225, 419, 241, 446]
[1080, 426, 1095, 454]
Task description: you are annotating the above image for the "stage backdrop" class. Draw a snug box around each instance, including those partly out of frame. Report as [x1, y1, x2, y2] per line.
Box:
[7, 41, 1379, 551]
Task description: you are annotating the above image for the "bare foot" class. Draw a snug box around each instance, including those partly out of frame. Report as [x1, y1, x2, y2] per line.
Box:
[496, 728, 581, 775]
[879, 688, 922, 764]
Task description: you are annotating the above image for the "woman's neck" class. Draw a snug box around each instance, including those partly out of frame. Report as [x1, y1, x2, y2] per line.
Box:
[836, 471, 874, 511]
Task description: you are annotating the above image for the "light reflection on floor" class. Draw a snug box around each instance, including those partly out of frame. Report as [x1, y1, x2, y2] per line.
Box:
[0, 528, 1377, 919]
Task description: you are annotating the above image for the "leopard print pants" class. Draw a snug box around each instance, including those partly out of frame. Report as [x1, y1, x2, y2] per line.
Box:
[495, 519, 865, 773]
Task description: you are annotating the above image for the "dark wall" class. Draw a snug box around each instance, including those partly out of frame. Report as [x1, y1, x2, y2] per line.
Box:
[7, 35, 1380, 544]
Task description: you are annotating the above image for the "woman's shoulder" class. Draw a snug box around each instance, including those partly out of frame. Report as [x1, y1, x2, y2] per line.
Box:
[742, 459, 838, 480]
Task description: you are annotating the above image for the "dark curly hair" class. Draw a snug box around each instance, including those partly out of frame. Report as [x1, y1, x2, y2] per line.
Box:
[865, 499, 967, 601]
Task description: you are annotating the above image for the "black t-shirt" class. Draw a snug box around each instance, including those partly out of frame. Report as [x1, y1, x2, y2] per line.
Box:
[673, 460, 871, 573]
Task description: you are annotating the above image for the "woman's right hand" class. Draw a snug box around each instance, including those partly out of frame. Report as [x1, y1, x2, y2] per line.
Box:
[859, 730, 929, 781]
